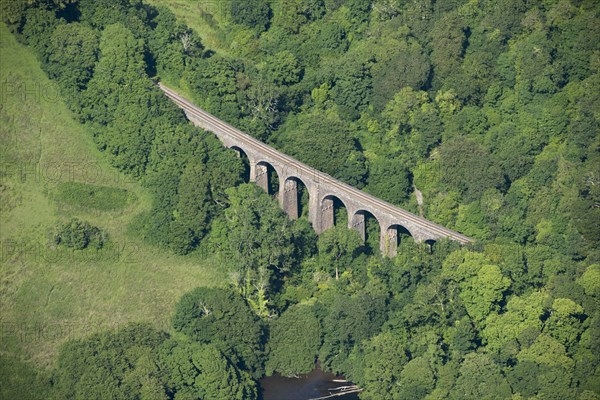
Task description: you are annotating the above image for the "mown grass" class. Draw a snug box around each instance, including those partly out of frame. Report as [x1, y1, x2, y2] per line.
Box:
[0, 20, 228, 382]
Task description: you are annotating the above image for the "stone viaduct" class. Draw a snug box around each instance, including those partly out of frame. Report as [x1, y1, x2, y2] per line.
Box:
[159, 83, 473, 256]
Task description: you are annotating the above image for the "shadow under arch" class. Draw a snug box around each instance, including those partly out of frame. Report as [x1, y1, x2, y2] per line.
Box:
[351, 209, 381, 254]
[424, 239, 436, 253]
[228, 145, 251, 183]
[382, 223, 415, 257]
[255, 160, 280, 198]
[320, 194, 348, 232]
[281, 176, 309, 220]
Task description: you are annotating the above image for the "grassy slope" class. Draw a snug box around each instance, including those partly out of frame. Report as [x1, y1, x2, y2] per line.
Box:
[0, 22, 227, 373]
[145, 0, 231, 55]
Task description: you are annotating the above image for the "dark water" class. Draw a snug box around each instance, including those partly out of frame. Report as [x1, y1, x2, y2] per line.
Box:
[259, 366, 360, 400]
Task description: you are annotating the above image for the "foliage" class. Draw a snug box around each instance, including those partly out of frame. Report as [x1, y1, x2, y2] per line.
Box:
[230, 0, 271, 32]
[352, 331, 409, 400]
[82, 23, 159, 176]
[50, 323, 257, 399]
[448, 353, 512, 400]
[45, 22, 98, 109]
[318, 291, 388, 374]
[366, 157, 412, 205]
[262, 50, 302, 86]
[183, 55, 243, 123]
[20, 7, 63, 60]
[277, 111, 368, 187]
[158, 339, 256, 400]
[331, 57, 372, 120]
[509, 334, 577, 399]
[172, 287, 265, 377]
[7, 0, 600, 398]
[438, 138, 506, 202]
[53, 218, 107, 250]
[51, 323, 168, 400]
[579, 264, 600, 298]
[482, 291, 546, 357]
[371, 36, 430, 111]
[265, 303, 321, 377]
[442, 250, 511, 325]
[169, 160, 212, 254]
[317, 226, 363, 280]
[222, 184, 306, 316]
[272, 0, 325, 33]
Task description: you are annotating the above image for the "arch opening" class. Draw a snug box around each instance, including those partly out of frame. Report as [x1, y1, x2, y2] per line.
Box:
[255, 161, 280, 198]
[424, 239, 437, 254]
[351, 210, 380, 255]
[320, 195, 347, 232]
[382, 224, 414, 257]
[281, 177, 309, 220]
[229, 146, 250, 183]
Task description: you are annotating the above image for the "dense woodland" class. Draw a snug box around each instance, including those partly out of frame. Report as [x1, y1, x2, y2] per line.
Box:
[1, 0, 599, 398]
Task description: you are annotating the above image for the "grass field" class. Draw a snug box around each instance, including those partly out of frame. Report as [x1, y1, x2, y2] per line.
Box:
[145, 0, 232, 55]
[0, 20, 228, 381]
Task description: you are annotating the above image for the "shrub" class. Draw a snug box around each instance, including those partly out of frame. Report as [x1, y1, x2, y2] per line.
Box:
[53, 218, 107, 250]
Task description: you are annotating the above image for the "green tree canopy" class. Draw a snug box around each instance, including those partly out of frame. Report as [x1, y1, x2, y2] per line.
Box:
[231, 0, 271, 31]
[223, 184, 299, 316]
[366, 157, 411, 205]
[353, 331, 409, 400]
[438, 138, 506, 202]
[45, 23, 99, 100]
[277, 112, 368, 187]
[449, 353, 512, 400]
[169, 160, 212, 254]
[158, 339, 256, 400]
[82, 23, 165, 176]
[318, 292, 388, 374]
[318, 226, 363, 280]
[443, 250, 511, 325]
[172, 287, 265, 377]
[51, 324, 167, 400]
[265, 303, 321, 377]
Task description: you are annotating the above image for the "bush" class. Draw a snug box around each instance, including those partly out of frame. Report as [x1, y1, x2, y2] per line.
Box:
[53, 218, 107, 250]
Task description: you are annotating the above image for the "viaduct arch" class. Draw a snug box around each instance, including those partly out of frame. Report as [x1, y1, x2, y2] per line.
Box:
[159, 83, 473, 256]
